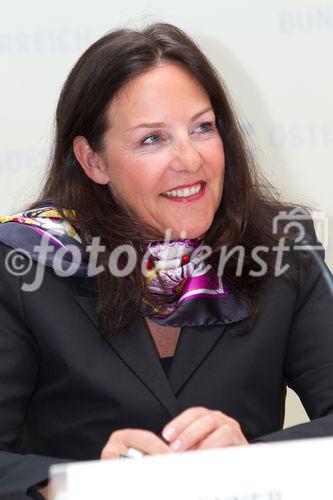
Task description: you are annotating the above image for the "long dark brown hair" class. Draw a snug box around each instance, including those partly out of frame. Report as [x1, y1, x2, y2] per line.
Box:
[31, 22, 298, 333]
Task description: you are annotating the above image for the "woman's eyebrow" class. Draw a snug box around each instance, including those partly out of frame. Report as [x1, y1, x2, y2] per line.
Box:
[125, 106, 214, 132]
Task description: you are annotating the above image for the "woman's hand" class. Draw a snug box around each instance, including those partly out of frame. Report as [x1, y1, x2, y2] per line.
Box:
[100, 408, 247, 459]
[161, 407, 249, 452]
[100, 428, 171, 459]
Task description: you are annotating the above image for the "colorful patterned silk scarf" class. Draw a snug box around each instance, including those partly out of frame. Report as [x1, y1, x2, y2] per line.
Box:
[0, 204, 248, 326]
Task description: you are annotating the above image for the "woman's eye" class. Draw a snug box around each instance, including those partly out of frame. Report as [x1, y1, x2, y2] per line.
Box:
[141, 133, 161, 146]
[196, 121, 214, 133]
[139, 122, 214, 147]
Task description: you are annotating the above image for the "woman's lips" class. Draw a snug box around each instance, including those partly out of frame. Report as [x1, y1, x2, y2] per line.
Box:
[160, 182, 206, 203]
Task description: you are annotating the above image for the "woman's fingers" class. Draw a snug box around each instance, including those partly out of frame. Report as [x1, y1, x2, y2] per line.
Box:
[101, 407, 248, 460]
[162, 407, 229, 445]
[101, 428, 171, 459]
[165, 411, 228, 451]
[162, 407, 248, 451]
[196, 424, 249, 450]
[162, 407, 218, 441]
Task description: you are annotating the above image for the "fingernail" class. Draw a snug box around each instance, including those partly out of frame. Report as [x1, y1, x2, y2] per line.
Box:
[170, 439, 182, 451]
[162, 426, 177, 442]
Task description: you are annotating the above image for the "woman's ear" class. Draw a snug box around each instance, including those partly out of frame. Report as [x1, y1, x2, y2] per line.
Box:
[73, 136, 110, 185]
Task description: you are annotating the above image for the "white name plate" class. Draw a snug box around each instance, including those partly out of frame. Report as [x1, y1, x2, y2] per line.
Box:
[50, 436, 333, 500]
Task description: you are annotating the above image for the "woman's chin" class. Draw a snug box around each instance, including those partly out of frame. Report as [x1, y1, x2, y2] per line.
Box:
[164, 222, 212, 241]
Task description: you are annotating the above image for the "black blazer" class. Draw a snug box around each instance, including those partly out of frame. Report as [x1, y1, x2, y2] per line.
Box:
[1, 240, 333, 498]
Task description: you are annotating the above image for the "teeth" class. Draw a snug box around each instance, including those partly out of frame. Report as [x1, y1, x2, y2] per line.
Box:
[163, 183, 202, 198]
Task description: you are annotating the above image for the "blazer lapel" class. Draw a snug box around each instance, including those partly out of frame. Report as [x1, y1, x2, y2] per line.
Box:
[168, 324, 228, 394]
[74, 294, 180, 417]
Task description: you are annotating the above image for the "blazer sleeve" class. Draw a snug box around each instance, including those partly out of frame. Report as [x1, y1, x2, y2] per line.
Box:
[0, 243, 69, 498]
[253, 236, 333, 443]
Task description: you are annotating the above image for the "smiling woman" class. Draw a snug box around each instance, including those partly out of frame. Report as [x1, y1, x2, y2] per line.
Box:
[25, 22, 286, 334]
[73, 63, 225, 239]
[1, 22, 333, 500]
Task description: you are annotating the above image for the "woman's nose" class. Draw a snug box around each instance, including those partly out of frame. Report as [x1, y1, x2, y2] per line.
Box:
[169, 137, 203, 173]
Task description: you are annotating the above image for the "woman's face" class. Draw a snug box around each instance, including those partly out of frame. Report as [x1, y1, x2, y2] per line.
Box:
[96, 63, 225, 239]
